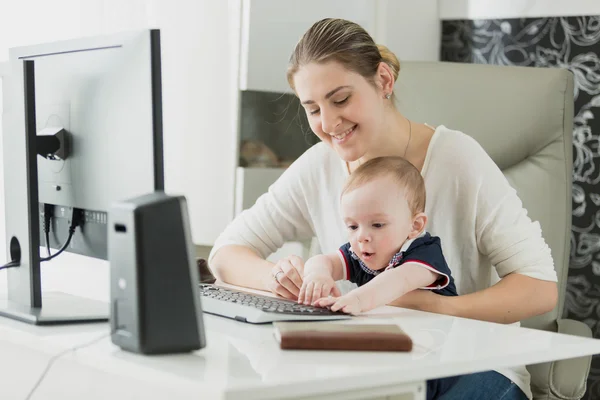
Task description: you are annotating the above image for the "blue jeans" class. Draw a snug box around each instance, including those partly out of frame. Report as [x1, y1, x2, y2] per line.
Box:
[427, 371, 528, 400]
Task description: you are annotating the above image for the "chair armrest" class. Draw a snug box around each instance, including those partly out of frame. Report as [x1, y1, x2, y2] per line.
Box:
[549, 319, 593, 399]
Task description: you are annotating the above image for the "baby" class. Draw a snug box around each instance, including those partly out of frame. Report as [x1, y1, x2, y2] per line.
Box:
[299, 156, 457, 314]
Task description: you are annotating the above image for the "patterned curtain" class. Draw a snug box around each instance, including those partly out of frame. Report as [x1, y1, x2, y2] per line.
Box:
[441, 16, 600, 399]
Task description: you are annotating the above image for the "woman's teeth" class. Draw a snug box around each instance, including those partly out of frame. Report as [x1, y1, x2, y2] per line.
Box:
[334, 126, 355, 140]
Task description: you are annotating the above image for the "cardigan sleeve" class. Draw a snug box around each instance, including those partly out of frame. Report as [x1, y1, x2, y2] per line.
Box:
[460, 135, 557, 282]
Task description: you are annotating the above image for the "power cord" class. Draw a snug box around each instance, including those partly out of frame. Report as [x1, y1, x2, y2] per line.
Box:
[25, 331, 111, 400]
[0, 260, 20, 271]
[40, 207, 84, 263]
[0, 207, 83, 270]
[42, 203, 54, 258]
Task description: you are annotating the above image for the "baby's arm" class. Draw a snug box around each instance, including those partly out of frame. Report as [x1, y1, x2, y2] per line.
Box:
[315, 262, 438, 314]
[298, 253, 344, 305]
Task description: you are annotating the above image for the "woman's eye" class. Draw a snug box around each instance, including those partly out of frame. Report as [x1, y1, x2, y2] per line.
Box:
[372, 223, 384, 228]
[309, 108, 320, 115]
[334, 96, 349, 105]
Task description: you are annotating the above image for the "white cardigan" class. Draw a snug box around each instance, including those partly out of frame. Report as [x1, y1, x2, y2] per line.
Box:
[209, 125, 557, 399]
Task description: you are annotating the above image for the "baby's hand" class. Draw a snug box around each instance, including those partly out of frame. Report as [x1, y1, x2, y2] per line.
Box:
[298, 271, 340, 306]
[313, 293, 362, 315]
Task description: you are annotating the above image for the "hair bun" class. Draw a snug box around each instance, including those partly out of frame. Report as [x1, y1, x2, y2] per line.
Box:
[376, 44, 400, 81]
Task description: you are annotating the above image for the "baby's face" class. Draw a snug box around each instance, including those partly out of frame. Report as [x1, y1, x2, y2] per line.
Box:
[341, 176, 414, 270]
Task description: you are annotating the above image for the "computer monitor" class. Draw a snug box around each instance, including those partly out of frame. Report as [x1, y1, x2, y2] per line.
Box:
[0, 29, 164, 324]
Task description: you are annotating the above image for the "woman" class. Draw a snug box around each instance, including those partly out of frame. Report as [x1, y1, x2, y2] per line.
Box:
[209, 18, 557, 399]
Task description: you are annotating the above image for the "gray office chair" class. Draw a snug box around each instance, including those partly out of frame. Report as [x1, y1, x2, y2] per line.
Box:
[397, 61, 591, 400]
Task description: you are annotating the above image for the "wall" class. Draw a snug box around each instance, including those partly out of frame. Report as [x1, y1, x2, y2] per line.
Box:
[0, 0, 239, 255]
[440, 0, 600, 20]
[375, 0, 440, 62]
[0, 0, 238, 296]
[77, 0, 240, 245]
[0, 0, 86, 287]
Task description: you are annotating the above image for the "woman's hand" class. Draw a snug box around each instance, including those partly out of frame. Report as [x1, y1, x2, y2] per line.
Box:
[391, 275, 556, 324]
[266, 255, 305, 300]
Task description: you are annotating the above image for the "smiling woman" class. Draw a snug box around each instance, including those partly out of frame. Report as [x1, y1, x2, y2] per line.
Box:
[287, 27, 407, 165]
[208, 17, 557, 400]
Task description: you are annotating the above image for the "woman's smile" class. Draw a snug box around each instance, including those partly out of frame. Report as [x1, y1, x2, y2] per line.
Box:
[332, 125, 356, 144]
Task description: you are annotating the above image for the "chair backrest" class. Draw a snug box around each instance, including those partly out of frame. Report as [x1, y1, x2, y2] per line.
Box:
[397, 62, 574, 331]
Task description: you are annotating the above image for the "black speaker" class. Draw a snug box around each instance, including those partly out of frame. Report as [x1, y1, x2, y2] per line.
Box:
[108, 192, 206, 354]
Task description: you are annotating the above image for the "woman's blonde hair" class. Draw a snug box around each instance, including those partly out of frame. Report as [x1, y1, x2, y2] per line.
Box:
[342, 156, 426, 215]
[287, 18, 400, 98]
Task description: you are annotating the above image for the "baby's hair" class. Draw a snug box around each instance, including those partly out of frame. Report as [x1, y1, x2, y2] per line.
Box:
[342, 156, 426, 215]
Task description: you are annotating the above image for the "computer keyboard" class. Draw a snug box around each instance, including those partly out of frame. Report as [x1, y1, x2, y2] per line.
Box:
[199, 284, 350, 324]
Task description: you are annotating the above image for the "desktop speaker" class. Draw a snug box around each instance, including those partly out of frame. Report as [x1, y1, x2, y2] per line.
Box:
[108, 192, 206, 354]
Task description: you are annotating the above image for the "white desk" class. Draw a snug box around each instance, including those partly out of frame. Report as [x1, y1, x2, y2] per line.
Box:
[1, 298, 600, 400]
[1, 260, 600, 400]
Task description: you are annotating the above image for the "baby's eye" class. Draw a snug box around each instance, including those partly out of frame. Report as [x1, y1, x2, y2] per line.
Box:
[372, 223, 385, 228]
[347, 225, 358, 231]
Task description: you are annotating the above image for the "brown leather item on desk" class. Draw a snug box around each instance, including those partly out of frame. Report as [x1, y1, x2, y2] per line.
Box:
[273, 322, 413, 352]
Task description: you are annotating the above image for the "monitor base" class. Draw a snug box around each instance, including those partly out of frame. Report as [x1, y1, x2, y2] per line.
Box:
[0, 291, 108, 325]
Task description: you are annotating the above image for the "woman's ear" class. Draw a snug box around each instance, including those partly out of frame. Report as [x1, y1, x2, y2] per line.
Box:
[376, 62, 395, 97]
[408, 213, 427, 239]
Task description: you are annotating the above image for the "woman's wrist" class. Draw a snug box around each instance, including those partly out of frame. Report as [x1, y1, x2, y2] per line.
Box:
[388, 289, 452, 315]
[260, 268, 274, 291]
[419, 291, 452, 315]
[429, 292, 465, 318]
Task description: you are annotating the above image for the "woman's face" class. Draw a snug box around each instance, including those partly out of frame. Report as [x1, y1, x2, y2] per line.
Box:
[293, 61, 385, 162]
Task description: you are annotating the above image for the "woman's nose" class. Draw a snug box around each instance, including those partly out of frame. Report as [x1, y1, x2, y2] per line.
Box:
[321, 108, 341, 134]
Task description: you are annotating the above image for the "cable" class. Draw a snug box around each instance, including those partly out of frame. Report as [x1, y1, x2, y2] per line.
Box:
[40, 230, 75, 262]
[0, 260, 20, 271]
[40, 208, 84, 263]
[42, 203, 54, 258]
[0, 207, 82, 270]
[0, 207, 82, 268]
[25, 331, 111, 400]
[45, 230, 51, 258]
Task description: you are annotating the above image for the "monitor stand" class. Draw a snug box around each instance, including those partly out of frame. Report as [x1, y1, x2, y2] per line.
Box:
[0, 292, 108, 325]
[1, 60, 109, 325]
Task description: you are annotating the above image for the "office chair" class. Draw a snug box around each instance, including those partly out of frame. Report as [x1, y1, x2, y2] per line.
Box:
[397, 61, 591, 400]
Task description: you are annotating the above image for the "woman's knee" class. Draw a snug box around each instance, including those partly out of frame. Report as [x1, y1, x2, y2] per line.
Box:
[428, 371, 527, 400]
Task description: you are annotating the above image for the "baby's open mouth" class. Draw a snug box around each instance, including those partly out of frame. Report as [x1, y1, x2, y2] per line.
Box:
[361, 252, 374, 259]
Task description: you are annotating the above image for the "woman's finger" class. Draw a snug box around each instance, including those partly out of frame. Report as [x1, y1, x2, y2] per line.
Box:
[287, 255, 305, 277]
[274, 282, 297, 300]
[267, 275, 296, 300]
[273, 262, 295, 295]
[277, 273, 300, 297]
[280, 262, 303, 291]
[274, 259, 302, 297]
